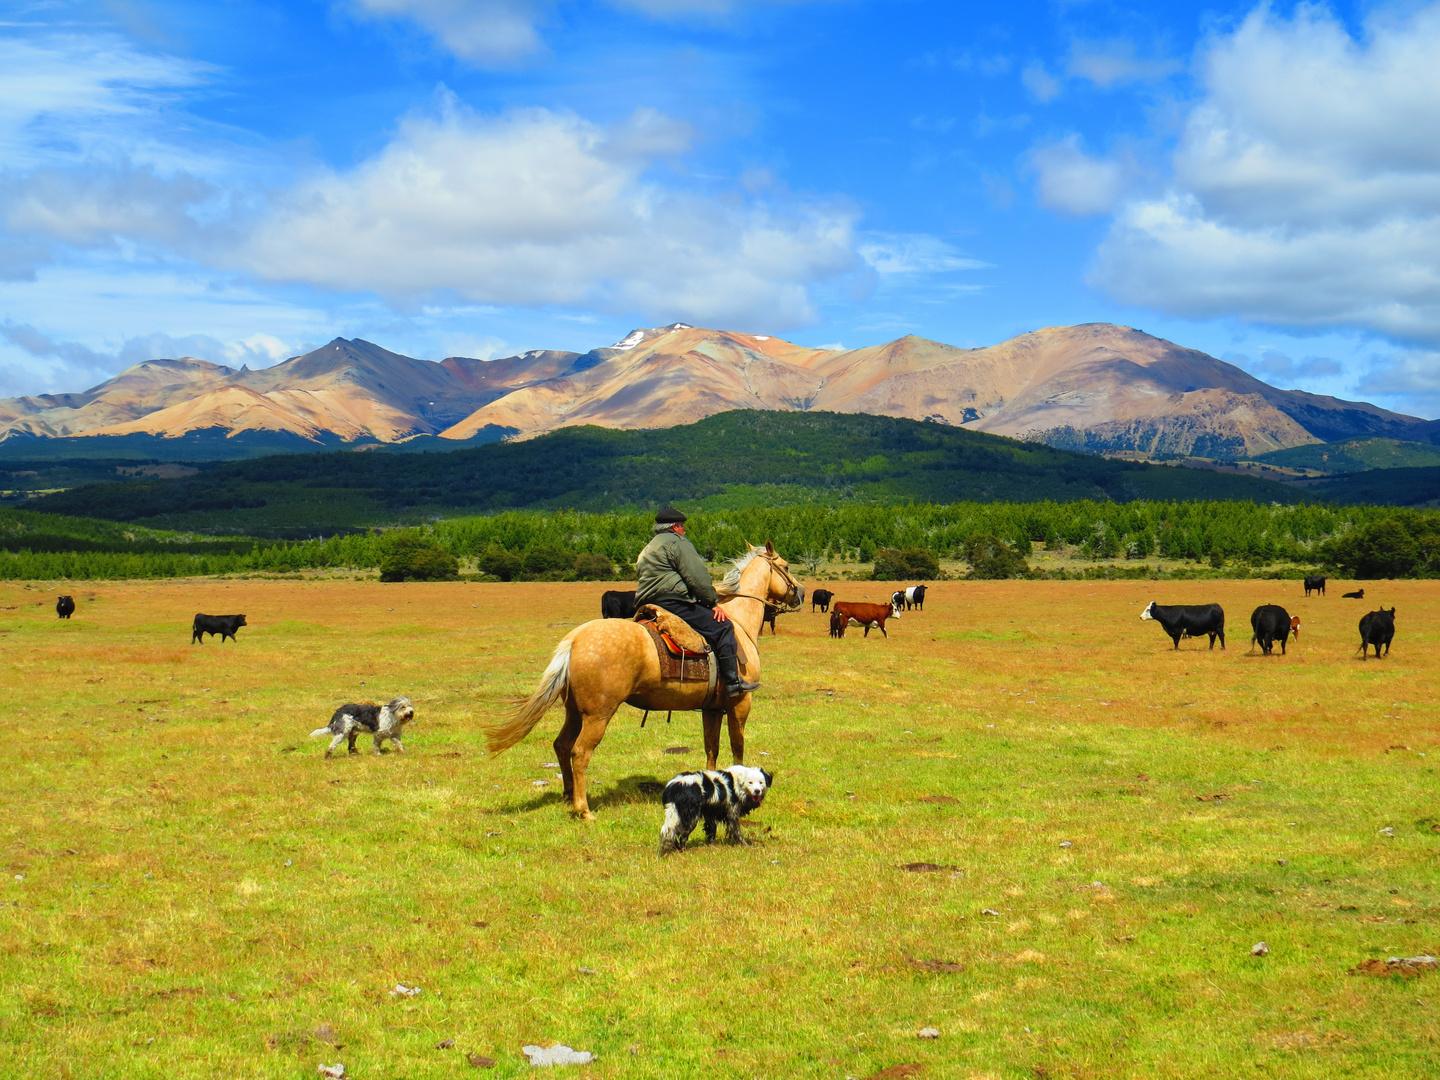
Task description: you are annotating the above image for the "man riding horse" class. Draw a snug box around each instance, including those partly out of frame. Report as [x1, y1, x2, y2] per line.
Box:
[635, 507, 760, 701]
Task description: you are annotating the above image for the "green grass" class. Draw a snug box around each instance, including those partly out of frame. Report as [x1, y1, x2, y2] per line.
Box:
[2, 577, 1438, 1078]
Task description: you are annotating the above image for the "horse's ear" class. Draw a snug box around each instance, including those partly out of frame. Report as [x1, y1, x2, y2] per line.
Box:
[765, 539, 775, 555]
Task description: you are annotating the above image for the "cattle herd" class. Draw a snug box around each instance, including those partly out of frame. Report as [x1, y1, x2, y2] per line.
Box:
[600, 585, 925, 641]
[1141, 578, 1399, 659]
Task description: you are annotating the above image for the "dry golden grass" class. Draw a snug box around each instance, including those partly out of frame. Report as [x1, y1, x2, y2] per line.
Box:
[1, 576, 1438, 1078]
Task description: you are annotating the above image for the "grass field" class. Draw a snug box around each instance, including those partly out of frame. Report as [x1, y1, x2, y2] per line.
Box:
[1, 576, 1437, 1079]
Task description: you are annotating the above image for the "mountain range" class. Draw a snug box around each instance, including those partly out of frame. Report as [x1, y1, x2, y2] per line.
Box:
[1, 322, 1432, 460]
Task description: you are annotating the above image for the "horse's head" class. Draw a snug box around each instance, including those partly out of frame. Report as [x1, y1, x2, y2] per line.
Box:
[755, 540, 804, 611]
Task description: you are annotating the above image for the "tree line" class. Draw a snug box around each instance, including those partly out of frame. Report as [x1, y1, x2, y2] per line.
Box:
[3, 500, 1440, 580]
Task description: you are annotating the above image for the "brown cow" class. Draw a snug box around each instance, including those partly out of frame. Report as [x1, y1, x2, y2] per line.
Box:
[833, 600, 900, 638]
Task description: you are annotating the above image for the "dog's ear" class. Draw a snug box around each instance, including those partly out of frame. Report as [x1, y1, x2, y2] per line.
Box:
[762, 769, 774, 786]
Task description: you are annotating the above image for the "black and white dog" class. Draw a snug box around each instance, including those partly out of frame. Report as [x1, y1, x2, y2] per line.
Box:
[658, 765, 773, 854]
[311, 697, 415, 757]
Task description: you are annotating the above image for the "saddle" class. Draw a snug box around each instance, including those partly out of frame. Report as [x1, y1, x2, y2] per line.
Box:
[634, 605, 712, 685]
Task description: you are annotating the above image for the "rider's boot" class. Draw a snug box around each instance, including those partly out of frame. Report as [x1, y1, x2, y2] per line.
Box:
[717, 652, 760, 698]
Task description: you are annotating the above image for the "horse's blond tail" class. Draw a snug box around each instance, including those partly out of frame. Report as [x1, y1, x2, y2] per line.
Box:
[485, 639, 571, 754]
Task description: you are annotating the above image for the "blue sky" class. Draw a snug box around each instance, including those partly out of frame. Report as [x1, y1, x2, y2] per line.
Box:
[4, 0, 1440, 417]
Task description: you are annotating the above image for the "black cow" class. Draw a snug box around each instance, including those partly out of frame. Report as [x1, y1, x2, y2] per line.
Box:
[762, 604, 779, 635]
[1359, 607, 1396, 659]
[1250, 604, 1296, 655]
[192, 613, 246, 643]
[1140, 601, 1225, 650]
[1342, 588, 1365, 599]
[811, 588, 834, 613]
[904, 585, 927, 610]
[1303, 575, 1326, 597]
[56, 595, 75, 619]
[600, 590, 637, 619]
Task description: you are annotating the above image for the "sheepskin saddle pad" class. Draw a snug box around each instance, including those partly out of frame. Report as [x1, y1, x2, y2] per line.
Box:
[634, 605, 711, 683]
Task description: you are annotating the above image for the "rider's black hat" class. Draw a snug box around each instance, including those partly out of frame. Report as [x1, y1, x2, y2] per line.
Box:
[655, 507, 687, 524]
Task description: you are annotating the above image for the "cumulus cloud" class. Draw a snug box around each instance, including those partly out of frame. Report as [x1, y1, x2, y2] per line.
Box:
[0, 320, 295, 397]
[240, 99, 858, 328]
[1229, 348, 1343, 385]
[1359, 349, 1440, 407]
[1027, 134, 1129, 216]
[1090, 2, 1440, 346]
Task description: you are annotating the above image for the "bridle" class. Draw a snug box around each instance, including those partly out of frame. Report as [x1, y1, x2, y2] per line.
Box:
[723, 551, 802, 612]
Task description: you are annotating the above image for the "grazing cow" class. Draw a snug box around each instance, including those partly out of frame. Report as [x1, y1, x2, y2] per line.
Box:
[762, 603, 779, 635]
[1303, 575, 1326, 597]
[811, 588, 834, 613]
[1342, 588, 1365, 599]
[600, 590, 638, 619]
[833, 600, 900, 638]
[904, 585, 927, 610]
[829, 610, 844, 638]
[1250, 604, 1296, 655]
[1359, 607, 1396, 659]
[891, 590, 906, 611]
[1139, 601, 1225, 650]
[55, 595, 75, 619]
[192, 613, 246, 644]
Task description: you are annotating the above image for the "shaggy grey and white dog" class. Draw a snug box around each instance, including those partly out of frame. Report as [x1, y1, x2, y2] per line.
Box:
[658, 765, 773, 854]
[311, 697, 415, 757]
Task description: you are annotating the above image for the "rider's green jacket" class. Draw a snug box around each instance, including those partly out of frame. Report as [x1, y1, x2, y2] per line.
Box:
[634, 529, 718, 607]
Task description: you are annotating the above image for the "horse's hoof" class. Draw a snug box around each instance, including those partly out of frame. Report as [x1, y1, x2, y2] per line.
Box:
[578, 810, 597, 822]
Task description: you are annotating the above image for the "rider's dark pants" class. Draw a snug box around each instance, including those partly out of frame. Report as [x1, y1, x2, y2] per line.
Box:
[652, 598, 737, 661]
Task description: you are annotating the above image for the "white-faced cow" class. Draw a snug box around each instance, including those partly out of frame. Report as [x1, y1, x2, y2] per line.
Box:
[1359, 607, 1396, 659]
[1140, 601, 1225, 650]
[1303, 575, 1326, 597]
[1250, 604, 1297, 655]
[833, 600, 899, 638]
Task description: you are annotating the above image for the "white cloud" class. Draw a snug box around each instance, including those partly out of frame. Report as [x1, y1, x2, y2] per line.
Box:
[1229, 348, 1343, 385]
[1027, 134, 1127, 216]
[344, 0, 550, 66]
[0, 33, 213, 169]
[1066, 39, 1180, 88]
[1021, 61, 1061, 103]
[345, 0, 826, 65]
[858, 234, 989, 275]
[240, 99, 859, 329]
[1359, 349, 1440, 407]
[1091, 2, 1440, 346]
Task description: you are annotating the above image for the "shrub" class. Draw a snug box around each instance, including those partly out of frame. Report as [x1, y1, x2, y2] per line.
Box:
[962, 534, 1031, 579]
[477, 544, 521, 581]
[521, 545, 573, 578]
[379, 534, 459, 582]
[873, 546, 940, 580]
[573, 552, 614, 580]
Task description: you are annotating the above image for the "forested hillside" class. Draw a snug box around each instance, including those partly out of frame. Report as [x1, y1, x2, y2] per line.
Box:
[33, 411, 1298, 534]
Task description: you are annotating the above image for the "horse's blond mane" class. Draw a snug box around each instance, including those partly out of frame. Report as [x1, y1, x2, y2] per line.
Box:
[715, 547, 761, 599]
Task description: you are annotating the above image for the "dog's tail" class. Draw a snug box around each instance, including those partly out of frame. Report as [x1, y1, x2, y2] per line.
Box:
[310, 726, 332, 739]
[484, 637, 572, 755]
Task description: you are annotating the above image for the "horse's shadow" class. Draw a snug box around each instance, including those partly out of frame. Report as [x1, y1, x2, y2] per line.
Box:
[487, 774, 666, 816]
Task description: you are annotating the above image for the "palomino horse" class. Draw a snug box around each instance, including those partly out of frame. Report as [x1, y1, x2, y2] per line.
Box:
[483, 542, 803, 819]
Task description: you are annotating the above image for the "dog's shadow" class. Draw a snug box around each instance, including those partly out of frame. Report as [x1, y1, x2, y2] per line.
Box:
[488, 774, 666, 816]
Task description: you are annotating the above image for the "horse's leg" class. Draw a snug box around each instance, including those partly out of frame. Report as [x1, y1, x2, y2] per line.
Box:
[726, 694, 751, 765]
[702, 709, 723, 770]
[569, 711, 615, 821]
[553, 701, 582, 803]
